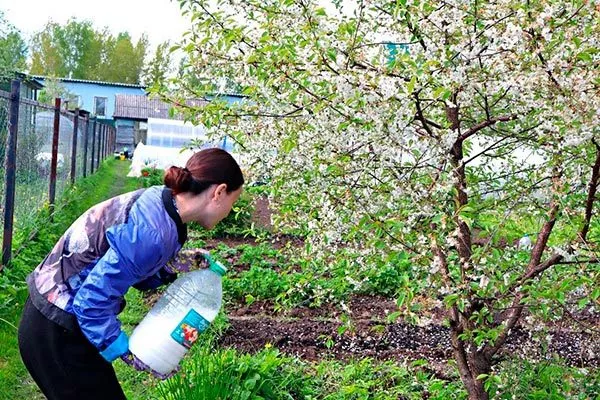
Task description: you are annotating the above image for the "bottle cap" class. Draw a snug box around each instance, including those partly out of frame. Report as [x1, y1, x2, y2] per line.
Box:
[204, 253, 227, 276]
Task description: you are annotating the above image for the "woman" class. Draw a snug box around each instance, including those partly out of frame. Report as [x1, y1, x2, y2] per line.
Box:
[18, 148, 244, 399]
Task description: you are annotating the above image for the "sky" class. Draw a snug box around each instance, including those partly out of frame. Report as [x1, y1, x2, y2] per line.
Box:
[0, 0, 191, 52]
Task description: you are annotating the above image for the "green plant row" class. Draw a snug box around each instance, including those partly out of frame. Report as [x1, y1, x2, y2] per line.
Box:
[181, 239, 417, 311]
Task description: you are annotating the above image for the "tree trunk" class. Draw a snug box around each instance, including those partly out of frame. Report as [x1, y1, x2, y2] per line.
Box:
[464, 377, 489, 400]
[458, 350, 491, 399]
[451, 323, 492, 400]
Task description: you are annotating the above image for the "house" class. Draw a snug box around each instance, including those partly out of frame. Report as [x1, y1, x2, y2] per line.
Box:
[113, 93, 245, 151]
[113, 94, 208, 150]
[0, 72, 44, 100]
[31, 76, 146, 123]
[0, 73, 44, 163]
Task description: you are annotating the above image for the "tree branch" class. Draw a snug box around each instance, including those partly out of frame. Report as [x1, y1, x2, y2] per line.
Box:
[430, 239, 473, 385]
[580, 139, 600, 243]
[414, 92, 438, 138]
[458, 114, 517, 142]
[484, 171, 563, 360]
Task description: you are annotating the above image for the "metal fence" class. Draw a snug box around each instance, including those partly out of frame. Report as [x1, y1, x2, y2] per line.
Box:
[1, 80, 116, 267]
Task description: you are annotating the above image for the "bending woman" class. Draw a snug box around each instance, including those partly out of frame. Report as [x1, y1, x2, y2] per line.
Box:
[18, 148, 243, 399]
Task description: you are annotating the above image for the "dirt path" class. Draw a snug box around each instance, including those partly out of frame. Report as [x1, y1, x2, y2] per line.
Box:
[107, 160, 135, 198]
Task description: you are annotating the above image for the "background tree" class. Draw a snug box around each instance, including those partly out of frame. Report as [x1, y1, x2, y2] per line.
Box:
[143, 40, 173, 90]
[0, 10, 27, 165]
[170, 1, 600, 399]
[30, 19, 148, 84]
[102, 32, 148, 84]
[0, 10, 27, 79]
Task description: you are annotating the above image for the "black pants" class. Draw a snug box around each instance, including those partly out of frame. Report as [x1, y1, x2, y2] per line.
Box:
[18, 297, 127, 400]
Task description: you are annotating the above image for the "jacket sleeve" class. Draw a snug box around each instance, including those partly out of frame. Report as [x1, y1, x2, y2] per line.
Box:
[72, 221, 169, 360]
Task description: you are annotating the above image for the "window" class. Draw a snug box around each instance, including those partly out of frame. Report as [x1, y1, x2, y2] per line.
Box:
[94, 97, 107, 117]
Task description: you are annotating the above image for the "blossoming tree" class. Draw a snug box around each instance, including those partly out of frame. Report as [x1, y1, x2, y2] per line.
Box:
[171, 0, 599, 398]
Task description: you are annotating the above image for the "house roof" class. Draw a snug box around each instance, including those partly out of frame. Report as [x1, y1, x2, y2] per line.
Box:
[113, 94, 208, 120]
[32, 75, 145, 89]
[4, 72, 45, 89]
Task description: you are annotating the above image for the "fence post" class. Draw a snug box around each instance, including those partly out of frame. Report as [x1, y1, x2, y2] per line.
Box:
[1, 80, 21, 268]
[94, 124, 102, 171]
[96, 123, 102, 170]
[90, 119, 96, 174]
[98, 125, 103, 162]
[99, 125, 103, 161]
[82, 115, 89, 178]
[70, 109, 79, 184]
[109, 127, 113, 155]
[102, 125, 106, 160]
[48, 98, 61, 218]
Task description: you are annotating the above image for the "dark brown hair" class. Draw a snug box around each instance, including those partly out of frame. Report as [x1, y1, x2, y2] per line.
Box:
[164, 148, 244, 195]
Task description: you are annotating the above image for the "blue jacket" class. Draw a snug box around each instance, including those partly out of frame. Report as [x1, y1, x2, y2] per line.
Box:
[27, 186, 187, 361]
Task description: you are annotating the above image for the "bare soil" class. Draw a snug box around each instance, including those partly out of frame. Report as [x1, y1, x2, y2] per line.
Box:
[251, 195, 273, 230]
[219, 296, 600, 377]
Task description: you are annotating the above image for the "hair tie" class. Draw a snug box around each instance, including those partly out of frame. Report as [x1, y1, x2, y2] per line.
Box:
[182, 167, 190, 173]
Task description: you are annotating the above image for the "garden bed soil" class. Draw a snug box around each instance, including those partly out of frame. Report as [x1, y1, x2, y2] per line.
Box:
[220, 295, 600, 376]
[141, 281, 598, 378]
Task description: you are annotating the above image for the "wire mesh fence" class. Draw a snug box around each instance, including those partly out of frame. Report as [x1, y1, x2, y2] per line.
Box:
[14, 98, 56, 230]
[1, 80, 116, 266]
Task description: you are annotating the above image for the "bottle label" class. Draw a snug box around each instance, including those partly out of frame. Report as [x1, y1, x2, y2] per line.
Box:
[170, 309, 210, 349]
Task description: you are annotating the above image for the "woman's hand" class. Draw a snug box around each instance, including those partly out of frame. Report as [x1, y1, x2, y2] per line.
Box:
[164, 249, 210, 273]
[120, 351, 178, 380]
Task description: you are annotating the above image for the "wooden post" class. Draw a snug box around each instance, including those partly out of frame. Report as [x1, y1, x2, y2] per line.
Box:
[70, 109, 79, 184]
[102, 125, 106, 160]
[82, 115, 89, 178]
[48, 98, 61, 217]
[90, 119, 96, 174]
[96, 123, 102, 170]
[1, 80, 21, 268]
[99, 125, 103, 162]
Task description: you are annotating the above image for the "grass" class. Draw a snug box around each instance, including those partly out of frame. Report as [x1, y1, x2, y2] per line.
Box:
[0, 159, 139, 400]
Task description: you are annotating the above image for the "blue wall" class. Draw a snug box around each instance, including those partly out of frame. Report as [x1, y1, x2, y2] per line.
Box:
[34, 78, 145, 121]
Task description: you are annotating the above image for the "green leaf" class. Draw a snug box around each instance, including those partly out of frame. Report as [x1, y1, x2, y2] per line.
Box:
[327, 48, 337, 62]
[557, 291, 565, 305]
[407, 76, 417, 94]
[577, 298, 589, 309]
[443, 293, 459, 307]
[433, 87, 447, 99]
[282, 136, 297, 153]
[387, 311, 402, 323]
[397, 291, 406, 307]
[577, 51, 592, 63]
